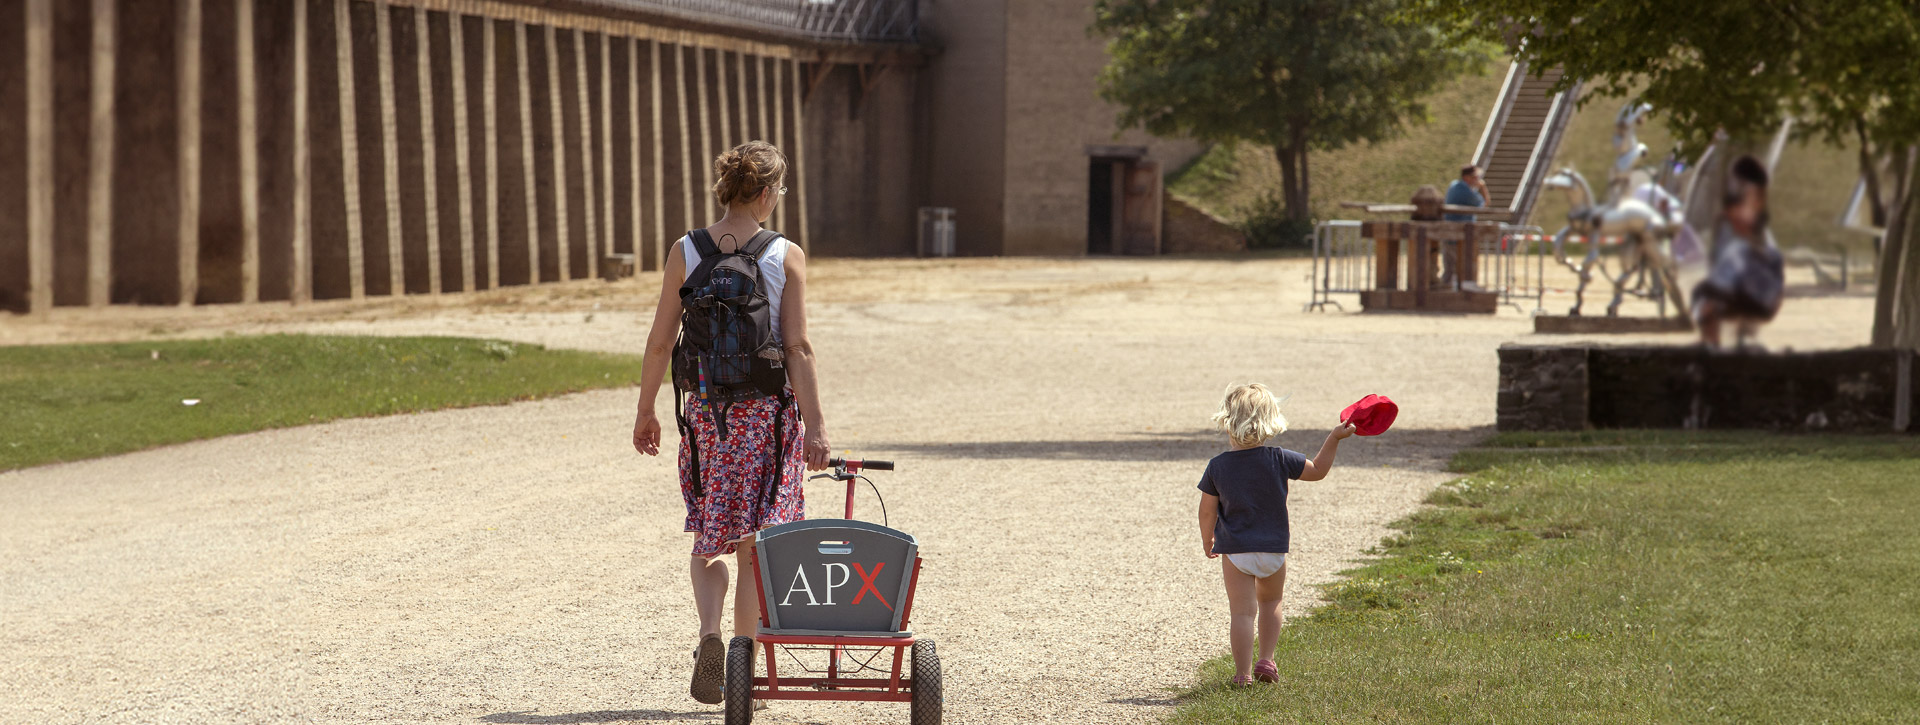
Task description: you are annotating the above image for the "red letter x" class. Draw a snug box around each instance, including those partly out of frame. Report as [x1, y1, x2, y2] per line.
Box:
[850, 562, 892, 611]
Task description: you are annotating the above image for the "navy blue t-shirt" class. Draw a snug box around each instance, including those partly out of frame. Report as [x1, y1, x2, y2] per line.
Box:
[1197, 446, 1308, 554]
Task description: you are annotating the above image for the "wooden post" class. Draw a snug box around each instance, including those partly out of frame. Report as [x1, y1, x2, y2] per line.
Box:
[375, 4, 404, 295]
[1413, 225, 1430, 308]
[484, 14, 501, 289]
[26, 0, 53, 313]
[789, 56, 807, 251]
[449, 6, 476, 293]
[755, 54, 768, 143]
[236, 0, 261, 302]
[627, 36, 641, 265]
[651, 39, 666, 270]
[291, 0, 311, 303]
[695, 47, 712, 219]
[598, 29, 613, 268]
[413, 5, 442, 294]
[334, 0, 365, 300]
[178, 0, 203, 305]
[772, 56, 785, 233]
[571, 27, 596, 281]
[1370, 222, 1399, 292]
[675, 43, 693, 244]
[734, 50, 749, 143]
[514, 21, 538, 283]
[545, 24, 570, 281]
[716, 50, 732, 147]
[87, 0, 116, 307]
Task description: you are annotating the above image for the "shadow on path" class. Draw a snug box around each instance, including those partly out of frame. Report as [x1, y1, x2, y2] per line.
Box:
[862, 426, 1493, 470]
[480, 710, 720, 723]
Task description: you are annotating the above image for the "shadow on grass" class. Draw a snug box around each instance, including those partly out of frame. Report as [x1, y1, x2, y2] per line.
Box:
[860, 426, 1492, 468]
[1459, 429, 1920, 472]
[480, 710, 719, 723]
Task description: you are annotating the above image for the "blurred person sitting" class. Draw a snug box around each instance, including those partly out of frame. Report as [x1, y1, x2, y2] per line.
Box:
[1691, 155, 1783, 350]
[1438, 165, 1490, 289]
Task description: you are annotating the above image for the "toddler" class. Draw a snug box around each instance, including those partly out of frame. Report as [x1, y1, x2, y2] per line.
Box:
[1198, 383, 1354, 686]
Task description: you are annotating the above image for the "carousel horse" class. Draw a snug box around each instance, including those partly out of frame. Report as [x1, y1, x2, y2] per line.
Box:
[1542, 168, 1689, 317]
[1609, 102, 1655, 203]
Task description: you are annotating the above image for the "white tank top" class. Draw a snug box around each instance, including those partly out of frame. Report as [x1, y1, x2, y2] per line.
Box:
[680, 233, 791, 343]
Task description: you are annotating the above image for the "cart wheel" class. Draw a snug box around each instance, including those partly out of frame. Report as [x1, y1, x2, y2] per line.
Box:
[911, 639, 942, 725]
[725, 636, 755, 725]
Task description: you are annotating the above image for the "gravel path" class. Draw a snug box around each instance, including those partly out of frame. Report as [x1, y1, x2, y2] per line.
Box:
[1, 257, 1871, 724]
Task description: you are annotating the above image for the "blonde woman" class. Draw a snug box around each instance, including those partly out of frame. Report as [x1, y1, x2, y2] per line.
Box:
[1197, 384, 1354, 686]
[632, 140, 832, 704]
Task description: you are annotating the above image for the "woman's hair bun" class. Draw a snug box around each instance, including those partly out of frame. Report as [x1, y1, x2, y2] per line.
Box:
[712, 141, 788, 207]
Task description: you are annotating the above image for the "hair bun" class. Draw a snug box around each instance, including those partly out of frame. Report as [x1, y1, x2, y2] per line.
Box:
[712, 141, 789, 208]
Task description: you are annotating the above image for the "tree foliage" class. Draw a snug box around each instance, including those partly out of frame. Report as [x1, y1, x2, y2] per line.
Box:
[1091, 0, 1488, 227]
[1414, 0, 1920, 346]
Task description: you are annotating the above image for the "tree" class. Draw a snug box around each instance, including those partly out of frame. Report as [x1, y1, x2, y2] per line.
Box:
[1090, 0, 1487, 230]
[1414, 0, 1920, 347]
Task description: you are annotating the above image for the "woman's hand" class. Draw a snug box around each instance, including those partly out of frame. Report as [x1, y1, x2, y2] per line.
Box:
[633, 410, 662, 455]
[803, 425, 831, 471]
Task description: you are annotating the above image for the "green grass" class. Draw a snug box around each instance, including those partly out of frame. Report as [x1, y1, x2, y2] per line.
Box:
[1171, 432, 1920, 724]
[0, 335, 644, 471]
[1167, 64, 1869, 257]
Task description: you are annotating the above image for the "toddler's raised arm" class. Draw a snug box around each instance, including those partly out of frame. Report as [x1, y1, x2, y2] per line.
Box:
[1298, 423, 1357, 481]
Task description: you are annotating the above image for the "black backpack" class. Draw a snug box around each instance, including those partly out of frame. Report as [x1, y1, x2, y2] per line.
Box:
[672, 228, 792, 500]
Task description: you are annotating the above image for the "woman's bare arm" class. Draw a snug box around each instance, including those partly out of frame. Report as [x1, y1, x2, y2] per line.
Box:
[632, 244, 686, 455]
[780, 245, 830, 470]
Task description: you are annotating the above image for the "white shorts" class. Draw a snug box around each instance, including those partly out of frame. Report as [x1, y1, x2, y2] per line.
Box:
[1225, 552, 1287, 579]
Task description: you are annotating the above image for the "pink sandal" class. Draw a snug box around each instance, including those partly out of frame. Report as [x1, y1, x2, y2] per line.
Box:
[1253, 660, 1278, 683]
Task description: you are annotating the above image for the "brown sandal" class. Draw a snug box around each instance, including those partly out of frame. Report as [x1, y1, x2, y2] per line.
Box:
[691, 633, 725, 704]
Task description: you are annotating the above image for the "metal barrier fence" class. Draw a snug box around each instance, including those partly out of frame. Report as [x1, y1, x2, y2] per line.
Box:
[1307, 220, 1555, 314]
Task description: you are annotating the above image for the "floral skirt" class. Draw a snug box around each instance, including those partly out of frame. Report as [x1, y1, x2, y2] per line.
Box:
[679, 389, 804, 557]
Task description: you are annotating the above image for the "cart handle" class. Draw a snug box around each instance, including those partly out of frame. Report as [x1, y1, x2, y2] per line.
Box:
[827, 458, 894, 472]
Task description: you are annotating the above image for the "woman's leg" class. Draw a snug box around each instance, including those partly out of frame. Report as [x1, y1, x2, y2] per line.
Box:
[690, 554, 730, 638]
[733, 542, 761, 638]
[1255, 563, 1287, 663]
[1220, 556, 1258, 680]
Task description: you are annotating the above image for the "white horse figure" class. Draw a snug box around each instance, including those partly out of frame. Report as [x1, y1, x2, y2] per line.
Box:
[1609, 102, 1655, 204]
[1542, 168, 1688, 317]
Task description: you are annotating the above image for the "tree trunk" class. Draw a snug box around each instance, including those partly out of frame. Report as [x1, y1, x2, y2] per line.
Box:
[1274, 144, 1302, 223]
[1855, 119, 1886, 227]
[1890, 154, 1920, 349]
[1294, 123, 1312, 224]
[1873, 148, 1916, 347]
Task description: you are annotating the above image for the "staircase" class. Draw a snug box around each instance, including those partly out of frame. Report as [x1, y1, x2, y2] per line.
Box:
[1472, 62, 1581, 225]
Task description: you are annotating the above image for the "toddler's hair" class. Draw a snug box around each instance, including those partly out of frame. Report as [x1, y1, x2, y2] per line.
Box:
[1212, 383, 1288, 448]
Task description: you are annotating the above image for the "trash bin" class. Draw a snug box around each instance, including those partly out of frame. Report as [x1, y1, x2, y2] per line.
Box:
[918, 207, 956, 257]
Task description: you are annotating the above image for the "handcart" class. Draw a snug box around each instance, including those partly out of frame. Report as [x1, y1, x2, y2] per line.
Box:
[726, 457, 941, 724]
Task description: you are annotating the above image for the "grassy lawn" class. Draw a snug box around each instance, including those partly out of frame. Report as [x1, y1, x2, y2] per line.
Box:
[0, 335, 643, 472]
[1173, 432, 1920, 724]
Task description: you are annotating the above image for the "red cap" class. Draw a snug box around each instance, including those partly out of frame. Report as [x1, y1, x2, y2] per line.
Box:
[1340, 394, 1398, 436]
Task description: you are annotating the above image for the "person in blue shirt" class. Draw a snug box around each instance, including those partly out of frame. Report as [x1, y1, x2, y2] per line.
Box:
[1197, 383, 1355, 687]
[1439, 165, 1490, 287]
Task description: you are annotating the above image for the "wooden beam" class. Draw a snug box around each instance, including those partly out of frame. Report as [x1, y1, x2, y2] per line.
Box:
[675, 43, 692, 255]
[571, 27, 597, 281]
[178, 0, 203, 306]
[545, 24, 571, 281]
[696, 47, 713, 218]
[514, 21, 538, 283]
[340, 0, 802, 60]
[483, 11, 501, 289]
[650, 39, 666, 271]
[733, 51, 748, 145]
[414, 4, 442, 294]
[627, 35, 640, 264]
[86, 0, 116, 307]
[291, 0, 311, 303]
[449, 5, 477, 293]
[334, 0, 365, 300]
[376, 4, 404, 296]
[237, 0, 261, 302]
[771, 55, 785, 233]
[754, 53, 768, 142]
[790, 55, 807, 251]
[802, 56, 833, 104]
[599, 29, 613, 266]
[26, 0, 53, 313]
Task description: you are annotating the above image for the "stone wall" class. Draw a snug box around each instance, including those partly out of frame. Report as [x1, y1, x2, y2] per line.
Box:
[1161, 193, 1245, 254]
[1498, 344, 1919, 433]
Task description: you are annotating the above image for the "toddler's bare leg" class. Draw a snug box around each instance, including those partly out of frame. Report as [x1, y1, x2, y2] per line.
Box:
[1255, 563, 1287, 663]
[1221, 557, 1258, 680]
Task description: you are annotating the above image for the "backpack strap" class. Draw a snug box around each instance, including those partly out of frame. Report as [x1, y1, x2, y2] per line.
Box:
[739, 229, 783, 259]
[687, 229, 723, 259]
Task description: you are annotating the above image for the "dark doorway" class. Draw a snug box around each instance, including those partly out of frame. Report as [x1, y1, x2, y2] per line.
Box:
[1087, 156, 1123, 254]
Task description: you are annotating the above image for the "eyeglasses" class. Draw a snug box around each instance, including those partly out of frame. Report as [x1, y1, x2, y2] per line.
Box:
[778, 186, 788, 196]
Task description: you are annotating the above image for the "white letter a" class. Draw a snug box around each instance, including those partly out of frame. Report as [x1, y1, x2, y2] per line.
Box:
[780, 566, 819, 606]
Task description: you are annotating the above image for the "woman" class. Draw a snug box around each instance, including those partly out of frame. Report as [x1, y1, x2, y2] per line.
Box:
[631, 140, 832, 704]
[1691, 154, 1783, 349]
